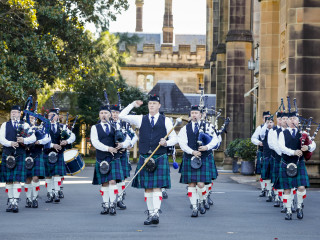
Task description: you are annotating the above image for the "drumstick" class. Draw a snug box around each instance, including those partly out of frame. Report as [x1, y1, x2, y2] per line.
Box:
[118, 118, 182, 196]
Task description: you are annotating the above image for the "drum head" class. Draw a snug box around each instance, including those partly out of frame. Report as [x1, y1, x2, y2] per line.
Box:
[25, 156, 34, 170]
[6, 156, 16, 169]
[63, 149, 79, 163]
[286, 163, 298, 177]
[99, 161, 110, 175]
[191, 156, 202, 169]
[145, 158, 157, 172]
[48, 151, 58, 164]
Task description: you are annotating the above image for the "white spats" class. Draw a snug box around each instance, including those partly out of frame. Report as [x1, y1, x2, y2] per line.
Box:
[260, 178, 265, 190]
[187, 187, 198, 209]
[45, 179, 53, 195]
[265, 180, 272, 196]
[153, 191, 162, 213]
[24, 183, 32, 201]
[297, 190, 306, 209]
[54, 177, 62, 194]
[100, 186, 110, 207]
[283, 194, 292, 213]
[197, 186, 207, 201]
[144, 192, 154, 214]
[13, 183, 22, 204]
[278, 189, 284, 201]
[117, 182, 125, 201]
[6, 184, 13, 203]
[109, 184, 118, 204]
[32, 181, 40, 200]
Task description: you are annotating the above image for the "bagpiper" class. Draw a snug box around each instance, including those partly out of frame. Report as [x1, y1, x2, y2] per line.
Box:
[178, 105, 220, 217]
[0, 105, 36, 213]
[119, 95, 178, 225]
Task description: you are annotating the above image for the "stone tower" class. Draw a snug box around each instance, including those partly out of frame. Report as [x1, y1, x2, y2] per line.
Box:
[135, 0, 144, 32]
[163, 0, 174, 44]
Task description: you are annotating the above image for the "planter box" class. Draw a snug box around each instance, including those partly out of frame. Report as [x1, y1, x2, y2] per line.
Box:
[240, 160, 255, 175]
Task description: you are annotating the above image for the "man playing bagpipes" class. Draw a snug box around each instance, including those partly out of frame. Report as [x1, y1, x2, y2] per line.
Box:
[251, 111, 271, 197]
[178, 105, 220, 217]
[119, 95, 178, 225]
[24, 102, 51, 208]
[278, 111, 316, 220]
[91, 104, 131, 216]
[0, 105, 36, 213]
[44, 108, 75, 203]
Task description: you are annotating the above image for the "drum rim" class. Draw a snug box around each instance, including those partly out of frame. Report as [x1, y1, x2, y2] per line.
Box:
[66, 163, 85, 176]
[64, 148, 79, 163]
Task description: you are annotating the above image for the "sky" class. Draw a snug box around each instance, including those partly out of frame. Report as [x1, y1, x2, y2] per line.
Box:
[108, 0, 206, 34]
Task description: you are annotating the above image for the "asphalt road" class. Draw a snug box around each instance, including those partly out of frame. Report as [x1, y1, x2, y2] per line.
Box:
[0, 165, 320, 240]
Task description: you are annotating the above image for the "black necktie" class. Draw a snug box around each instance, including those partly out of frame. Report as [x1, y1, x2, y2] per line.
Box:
[104, 124, 109, 135]
[150, 116, 155, 127]
[292, 129, 296, 137]
[51, 124, 56, 133]
[194, 123, 199, 134]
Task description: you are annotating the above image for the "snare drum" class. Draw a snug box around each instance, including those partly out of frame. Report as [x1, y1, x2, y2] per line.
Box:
[63, 149, 85, 176]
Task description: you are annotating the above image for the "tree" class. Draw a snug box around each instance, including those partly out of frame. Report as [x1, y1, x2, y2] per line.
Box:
[0, 0, 129, 109]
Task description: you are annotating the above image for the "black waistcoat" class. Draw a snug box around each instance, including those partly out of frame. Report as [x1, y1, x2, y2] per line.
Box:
[281, 129, 302, 163]
[96, 123, 116, 159]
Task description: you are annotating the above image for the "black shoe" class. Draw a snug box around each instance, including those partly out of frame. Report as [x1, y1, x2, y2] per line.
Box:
[144, 211, 153, 225]
[281, 206, 287, 213]
[12, 204, 19, 213]
[117, 200, 127, 210]
[259, 190, 266, 197]
[266, 196, 273, 202]
[151, 213, 160, 224]
[204, 200, 210, 210]
[207, 195, 214, 205]
[285, 212, 292, 220]
[32, 199, 38, 208]
[198, 201, 206, 215]
[6, 203, 13, 212]
[53, 193, 60, 203]
[58, 190, 64, 199]
[274, 200, 280, 207]
[291, 206, 296, 213]
[45, 193, 53, 203]
[297, 208, 303, 219]
[109, 203, 116, 215]
[100, 203, 109, 215]
[191, 208, 198, 217]
[25, 198, 32, 208]
[162, 191, 168, 199]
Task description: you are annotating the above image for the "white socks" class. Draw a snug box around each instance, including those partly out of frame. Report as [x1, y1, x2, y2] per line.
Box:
[265, 180, 272, 196]
[24, 183, 32, 201]
[188, 187, 198, 209]
[6, 184, 13, 204]
[260, 178, 265, 190]
[32, 181, 40, 200]
[145, 192, 154, 214]
[46, 179, 53, 195]
[297, 190, 306, 209]
[117, 182, 125, 201]
[197, 186, 207, 201]
[54, 177, 62, 194]
[109, 185, 118, 204]
[283, 194, 292, 213]
[13, 183, 21, 205]
[100, 186, 110, 207]
[278, 189, 284, 201]
[153, 191, 162, 214]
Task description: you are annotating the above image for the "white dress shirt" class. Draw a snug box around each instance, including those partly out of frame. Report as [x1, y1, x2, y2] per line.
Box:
[278, 128, 316, 156]
[178, 121, 220, 155]
[31, 125, 51, 145]
[0, 121, 36, 147]
[90, 122, 131, 152]
[119, 102, 178, 147]
[251, 125, 262, 145]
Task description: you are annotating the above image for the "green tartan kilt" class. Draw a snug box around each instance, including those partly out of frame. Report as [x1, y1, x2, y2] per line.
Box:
[261, 156, 274, 180]
[275, 159, 310, 190]
[1, 153, 26, 182]
[180, 153, 216, 184]
[132, 154, 171, 189]
[119, 152, 131, 178]
[255, 151, 263, 174]
[271, 154, 281, 183]
[26, 153, 46, 179]
[44, 152, 66, 177]
[92, 157, 124, 185]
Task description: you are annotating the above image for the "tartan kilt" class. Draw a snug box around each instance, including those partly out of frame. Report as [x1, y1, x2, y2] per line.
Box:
[271, 154, 281, 183]
[44, 152, 66, 177]
[180, 153, 215, 184]
[92, 157, 124, 185]
[212, 156, 218, 180]
[1, 153, 26, 182]
[255, 151, 263, 174]
[132, 154, 171, 189]
[119, 152, 131, 178]
[26, 153, 46, 179]
[261, 156, 274, 180]
[275, 159, 310, 190]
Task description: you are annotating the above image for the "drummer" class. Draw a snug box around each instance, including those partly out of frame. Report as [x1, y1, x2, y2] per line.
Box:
[44, 108, 75, 203]
[91, 105, 131, 215]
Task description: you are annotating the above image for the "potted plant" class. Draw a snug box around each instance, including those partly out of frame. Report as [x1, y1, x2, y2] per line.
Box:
[225, 138, 242, 173]
[236, 138, 256, 175]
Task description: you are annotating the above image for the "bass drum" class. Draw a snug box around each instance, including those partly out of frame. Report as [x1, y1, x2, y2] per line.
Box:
[63, 149, 85, 176]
